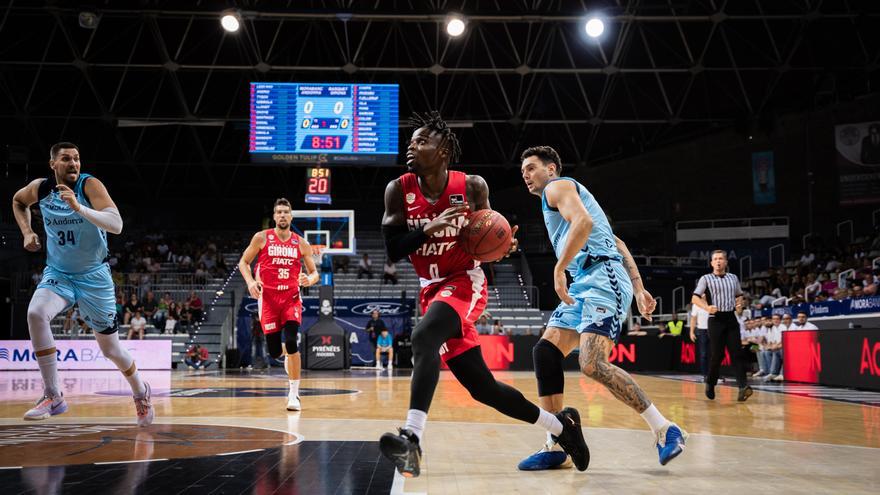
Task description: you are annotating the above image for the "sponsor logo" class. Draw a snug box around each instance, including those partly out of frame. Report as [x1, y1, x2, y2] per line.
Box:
[264, 323, 277, 331]
[406, 192, 416, 204]
[443, 285, 456, 291]
[448, 194, 465, 206]
[0, 348, 8, 360]
[596, 307, 607, 314]
[851, 297, 880, 311]
[268, 234, 274, 240]
[440, 290, 452, 297]
[310, 344, 342, 357]
[407, 206, 420, 212]
[608, 343, 636, 363]
[350, 302, 406, 316]
[321, 335, 333, 345]
[809, 304, 830, 315]
[861, 338, 880, 376]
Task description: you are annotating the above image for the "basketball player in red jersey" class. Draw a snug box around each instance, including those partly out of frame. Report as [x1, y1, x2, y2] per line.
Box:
[378, 112, 588, 477]
[239, 198, 319, 411]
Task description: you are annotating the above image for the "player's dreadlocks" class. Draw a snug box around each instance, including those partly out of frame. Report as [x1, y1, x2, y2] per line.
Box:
[409, 110, 462, 165]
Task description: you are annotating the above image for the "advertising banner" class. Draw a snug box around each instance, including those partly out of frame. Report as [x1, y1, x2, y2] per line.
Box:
[0, 340, 172, 370]
[836, 121, 880, 205]
[302, 298, 414, 366]
[783, 328, 880, 391]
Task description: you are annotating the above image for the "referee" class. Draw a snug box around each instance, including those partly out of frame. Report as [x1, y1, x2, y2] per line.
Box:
[691, 250, 752, 402]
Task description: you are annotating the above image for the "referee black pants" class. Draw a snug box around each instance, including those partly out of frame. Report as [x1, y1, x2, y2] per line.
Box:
[707, 312, 747, 388]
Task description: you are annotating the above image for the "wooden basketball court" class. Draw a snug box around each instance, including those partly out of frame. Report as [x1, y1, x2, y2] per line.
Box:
[1, 368, 878, 494]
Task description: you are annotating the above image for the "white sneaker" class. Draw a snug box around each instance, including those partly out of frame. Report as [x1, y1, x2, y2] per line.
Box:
[772, 374, 784, 381]
[754, 371, 767, 378]
[388, 364, 393, 370]
[763, 374, 776, 382]
[287, 395, 301, 411]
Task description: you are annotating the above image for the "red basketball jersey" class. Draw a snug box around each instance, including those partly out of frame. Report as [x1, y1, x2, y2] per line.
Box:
[255, 229, 303, 295]
[400, 170, 478, 287]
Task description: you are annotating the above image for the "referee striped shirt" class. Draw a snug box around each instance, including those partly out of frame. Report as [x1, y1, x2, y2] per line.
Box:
[694, 272, 742, 312]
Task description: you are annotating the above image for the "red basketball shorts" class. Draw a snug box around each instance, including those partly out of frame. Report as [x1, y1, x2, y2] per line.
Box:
[419, 268, 488, 362]
[258, 289, 302, 334]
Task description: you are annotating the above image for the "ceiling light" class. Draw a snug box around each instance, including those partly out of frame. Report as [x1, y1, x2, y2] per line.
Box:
[585, 17, 604, 38]
[221, 11, 241, 33]
[446, 17, 465, 37]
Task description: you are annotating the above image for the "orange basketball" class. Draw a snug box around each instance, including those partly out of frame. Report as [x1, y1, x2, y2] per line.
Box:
[458, 209, 512, 262]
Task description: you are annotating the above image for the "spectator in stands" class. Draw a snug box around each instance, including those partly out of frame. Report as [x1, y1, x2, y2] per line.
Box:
[128, 310, 147, 340]
[383, 259, 398, 285]
[799, 251, 815, 267]
[357, 253, 373, 279]
[365, 310, 387, 348]
[154, 292, 171, 331]
[832, 287, 848, 301]
[194, 262, 209, 283]
[781, 313, 793, 330]
[628, 323, 647, 336]
[690, 297, 711, 380]
[142, 291, 158, 327]
[663, 313, 684, 338]
[804, 273, 821, 300]
[187, 291, 204, 322]
[62, 307, 85, 336]
[124, 294, 142, 325]
[376, 328, 394, 369]
[179, 301, 193, 330]
[789, 312, 819, 330]
[755, 315, 780, 379]
[334, 255, 350, 273]
[166, 302, 181, 334]
[863, 272, 878, 296]
[851, 284, 865, 298]
[492, 319, 508, 335]
[185, 344, 211, 369]
[764, 314, 785, 381]
[476, 315, 492, 334]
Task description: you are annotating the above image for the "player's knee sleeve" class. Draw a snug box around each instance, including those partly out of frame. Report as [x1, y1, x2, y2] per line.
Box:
[27, 289, 68, 350]
[534, 339, 565, 396]
[283, 321, 299, 354]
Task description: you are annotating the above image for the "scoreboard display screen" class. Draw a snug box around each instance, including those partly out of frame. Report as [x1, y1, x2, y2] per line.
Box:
[305, 167, 331, 205]
[249, 82, 399, 165]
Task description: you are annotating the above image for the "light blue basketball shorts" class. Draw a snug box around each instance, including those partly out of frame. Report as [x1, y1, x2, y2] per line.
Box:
[546, 260, 633, 344]
[37, 263, 117, 332]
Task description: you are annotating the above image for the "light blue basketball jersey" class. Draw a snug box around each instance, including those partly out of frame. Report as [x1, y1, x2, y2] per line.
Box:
[541, 177, 620, 277]
[38, 173, 108, 274]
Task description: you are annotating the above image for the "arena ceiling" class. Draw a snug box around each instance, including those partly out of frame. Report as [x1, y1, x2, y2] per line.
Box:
[1, 0, 879, 200]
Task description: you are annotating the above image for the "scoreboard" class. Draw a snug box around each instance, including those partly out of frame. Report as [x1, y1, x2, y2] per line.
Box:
[249, 82, 399, 165]
[305, 167, 331, 205]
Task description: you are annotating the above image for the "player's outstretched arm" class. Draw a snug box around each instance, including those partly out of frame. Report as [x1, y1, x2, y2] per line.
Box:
[544, 180, 593, 305]
[58, 178, 123, 234]
[12, 179, 42, 252]
[239, 232, 266, 298]
[382, 179, 430, 262]
[297, 237, 320, 287]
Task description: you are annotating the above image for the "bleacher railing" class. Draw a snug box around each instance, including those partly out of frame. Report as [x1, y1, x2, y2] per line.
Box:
[115, 272, 222, 295]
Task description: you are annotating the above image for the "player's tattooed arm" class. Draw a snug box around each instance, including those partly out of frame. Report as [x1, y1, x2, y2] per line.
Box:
[580, 333, 651, 412]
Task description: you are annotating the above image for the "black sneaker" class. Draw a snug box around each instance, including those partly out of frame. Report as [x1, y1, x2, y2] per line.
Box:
[550, 407, 590, 471]
[737, 385, 753, 402]
[380, 428, 422, 477]
[705, 382, 715, 400]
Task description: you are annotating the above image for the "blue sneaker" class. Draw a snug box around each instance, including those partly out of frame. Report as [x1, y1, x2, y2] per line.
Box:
[656, 422, 688, 466]
[517, 440, 571, 471]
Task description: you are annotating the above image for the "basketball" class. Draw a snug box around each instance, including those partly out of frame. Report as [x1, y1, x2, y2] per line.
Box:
[458, 209, 512, 262]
